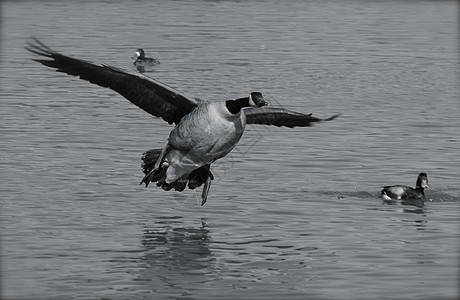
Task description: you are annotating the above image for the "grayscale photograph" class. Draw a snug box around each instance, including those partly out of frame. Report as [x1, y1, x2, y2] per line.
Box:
[1, 0, 459, 299]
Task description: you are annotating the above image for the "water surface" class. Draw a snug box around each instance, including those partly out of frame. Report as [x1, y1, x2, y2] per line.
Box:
[1, 0, 459, 299]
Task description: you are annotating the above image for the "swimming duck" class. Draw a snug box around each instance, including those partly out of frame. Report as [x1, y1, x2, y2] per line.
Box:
[381, 173, 429, 200]
[26, 38, 339, 205]
[132, 48, 160, 69]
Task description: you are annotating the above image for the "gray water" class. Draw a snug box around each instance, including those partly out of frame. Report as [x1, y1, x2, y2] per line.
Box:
[1, 0, 459, 299]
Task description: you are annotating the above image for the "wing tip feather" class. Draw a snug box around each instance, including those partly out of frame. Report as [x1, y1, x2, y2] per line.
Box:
[323, 113, 340, 122]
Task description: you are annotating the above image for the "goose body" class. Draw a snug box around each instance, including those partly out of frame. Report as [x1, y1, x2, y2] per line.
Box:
[26, 38, 339, 205]
[162, 99, 249, 183]
[381, 173, 429, 200]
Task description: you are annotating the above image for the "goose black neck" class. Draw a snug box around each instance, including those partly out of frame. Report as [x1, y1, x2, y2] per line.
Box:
[415, 187, 425, 196]
[225, 97, 249, 114]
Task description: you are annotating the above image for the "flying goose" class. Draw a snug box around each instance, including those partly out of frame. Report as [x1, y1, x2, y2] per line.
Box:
[26, 38, 339, 205]
[381, 173, 429, 200]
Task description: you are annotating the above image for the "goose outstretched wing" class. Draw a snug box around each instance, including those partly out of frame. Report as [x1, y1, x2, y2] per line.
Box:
[244, 107, 339, 128]
[26, 38, 198, 125]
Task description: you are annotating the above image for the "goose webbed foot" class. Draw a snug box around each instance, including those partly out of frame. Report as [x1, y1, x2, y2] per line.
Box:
[201, 176, 212, 206]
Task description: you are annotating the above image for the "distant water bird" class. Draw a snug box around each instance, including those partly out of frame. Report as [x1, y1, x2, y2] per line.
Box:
[132, 48, 160, 71]
[381, 173, 429, 200]
[26, 38, 339, 205]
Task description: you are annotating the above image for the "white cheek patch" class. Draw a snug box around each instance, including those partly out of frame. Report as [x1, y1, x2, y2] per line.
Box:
[135, 51, 141, 57]
[248, 93, 255, 106]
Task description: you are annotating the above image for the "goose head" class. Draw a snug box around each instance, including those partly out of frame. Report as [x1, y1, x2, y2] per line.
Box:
[416, 173, 429, 189]
[225, 92, 268, 115]
[249, 91, 268, 107]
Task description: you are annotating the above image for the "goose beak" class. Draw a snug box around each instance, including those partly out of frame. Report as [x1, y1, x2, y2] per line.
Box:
[258, 99, 268, 107]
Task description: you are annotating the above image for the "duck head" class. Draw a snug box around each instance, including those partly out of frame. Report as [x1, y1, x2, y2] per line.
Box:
[416, 173, 429, 189]
[132, 48, 145, 59]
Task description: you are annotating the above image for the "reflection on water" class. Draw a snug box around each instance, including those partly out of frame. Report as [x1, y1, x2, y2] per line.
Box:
[412, 219, 428, 231]
[142, 217, 213, 270]
[1, 0, 459, 298]
[134, 65, 157, 74]
[138, 217, 215, 291]
[382, 197, 425, 210]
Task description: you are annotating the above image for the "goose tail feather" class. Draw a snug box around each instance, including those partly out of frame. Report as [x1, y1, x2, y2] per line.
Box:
[140, 148, 214, 201]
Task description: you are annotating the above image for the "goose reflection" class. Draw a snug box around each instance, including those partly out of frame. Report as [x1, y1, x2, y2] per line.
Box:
[382, 197, 425, 209]
[382, 196, 426, 214]
[141, 217, 214, 273]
